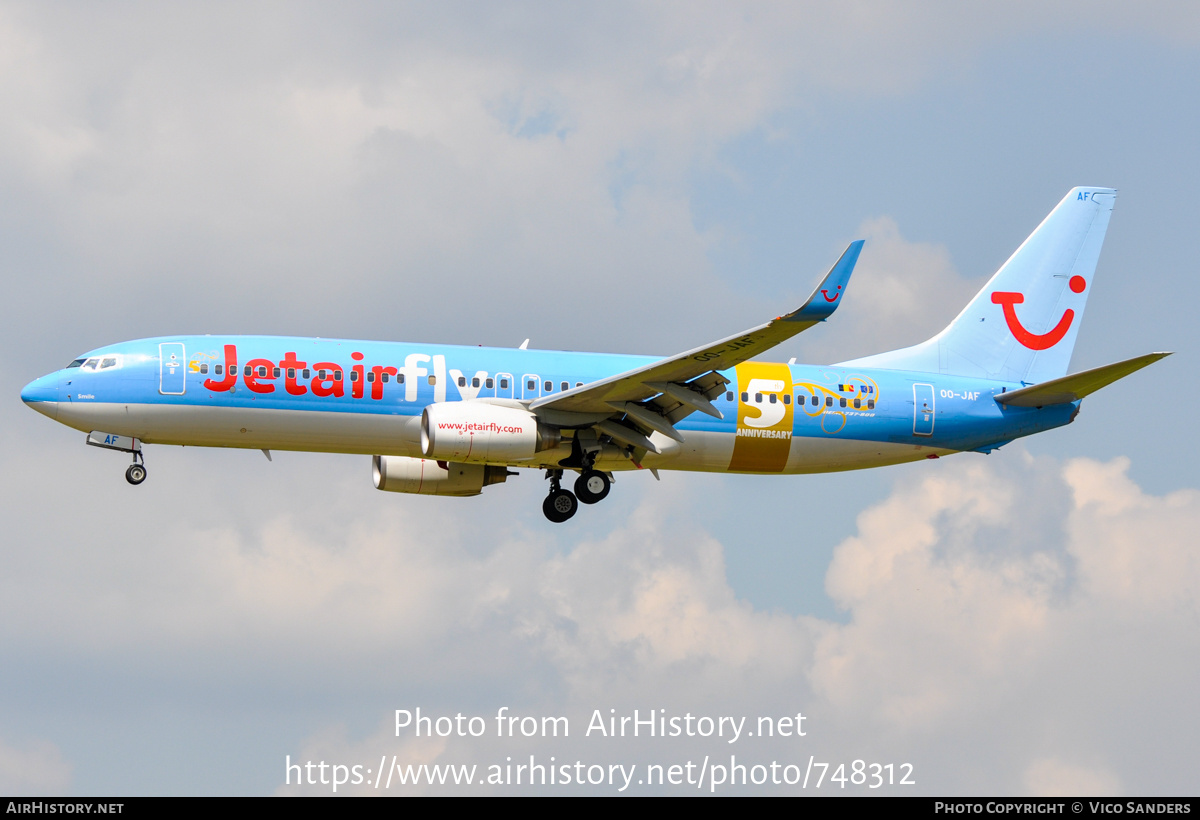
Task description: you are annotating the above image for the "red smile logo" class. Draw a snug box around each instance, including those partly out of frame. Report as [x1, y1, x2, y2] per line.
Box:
[821, 285, 842, 303]
[991, 276, 1086, 350]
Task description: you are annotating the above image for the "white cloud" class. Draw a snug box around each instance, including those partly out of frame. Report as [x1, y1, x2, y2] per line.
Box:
[1024, 757, 1121, 797]
[3, 2, 1188, 353]
[810, 452, 1199, 792]
[3, 2, 1197, 795]
[0, 736, 71, 795]
[800, 215, 981, 363]
[252, 450, 1200, 794]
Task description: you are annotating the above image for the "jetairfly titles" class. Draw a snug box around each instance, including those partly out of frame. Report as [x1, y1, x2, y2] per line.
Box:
[21, 188, 1170, 522]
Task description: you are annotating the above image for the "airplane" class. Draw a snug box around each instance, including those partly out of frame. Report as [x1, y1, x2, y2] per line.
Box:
[21, 187, 1170, 522]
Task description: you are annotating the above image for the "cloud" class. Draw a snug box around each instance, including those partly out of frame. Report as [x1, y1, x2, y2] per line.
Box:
[259, 451, 1200, 794]
[811, 452, 1200, 793]
[798, 215, 981, 363]
[5, 395, 1195, 794]
[3, 2, 1197, 795]
[1024, 757, 1121, 797]
[0, 736, 71, 795]
[3, 2, 1189, 356]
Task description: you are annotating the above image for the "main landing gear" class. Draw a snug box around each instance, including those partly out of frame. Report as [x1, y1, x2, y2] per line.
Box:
[543, 470, 578, 523]
[574, 469, 610, 504]
[542, 468, 613, 523]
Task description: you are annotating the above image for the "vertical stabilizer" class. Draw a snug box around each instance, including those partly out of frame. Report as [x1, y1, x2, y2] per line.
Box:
[840, 187, 1116, 384]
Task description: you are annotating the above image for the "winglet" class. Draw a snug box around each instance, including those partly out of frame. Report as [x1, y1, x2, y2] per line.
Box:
[786, 240, 864, 322]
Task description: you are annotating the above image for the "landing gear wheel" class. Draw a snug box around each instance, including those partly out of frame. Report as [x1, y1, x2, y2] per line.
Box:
[125, 464, 147, 485]
[574, 470, 610, 504]
[543, 489, 578, 523]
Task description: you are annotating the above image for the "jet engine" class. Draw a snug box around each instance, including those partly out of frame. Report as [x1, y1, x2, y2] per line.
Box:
[420, 401, 559, 463]
[372, 455, 511, 496]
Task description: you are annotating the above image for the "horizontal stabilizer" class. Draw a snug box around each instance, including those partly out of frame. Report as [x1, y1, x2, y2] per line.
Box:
[995, 352, 1171, 407]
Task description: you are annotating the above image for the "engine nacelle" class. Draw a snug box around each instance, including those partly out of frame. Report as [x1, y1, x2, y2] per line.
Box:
[420, 401, 559, 464]
[372, 455, 510, 497]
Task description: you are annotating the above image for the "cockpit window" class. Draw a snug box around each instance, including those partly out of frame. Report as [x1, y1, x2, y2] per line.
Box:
[74, 355, 122, 371]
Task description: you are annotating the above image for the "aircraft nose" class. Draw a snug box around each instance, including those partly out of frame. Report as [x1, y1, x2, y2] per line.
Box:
[21, 373, 60, 420]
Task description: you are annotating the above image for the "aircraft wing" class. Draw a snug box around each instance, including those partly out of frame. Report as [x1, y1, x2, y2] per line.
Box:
[529, 241, 864, 443]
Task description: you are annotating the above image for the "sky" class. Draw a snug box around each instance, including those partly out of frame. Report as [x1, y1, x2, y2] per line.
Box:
[2, 1, 1197, 795]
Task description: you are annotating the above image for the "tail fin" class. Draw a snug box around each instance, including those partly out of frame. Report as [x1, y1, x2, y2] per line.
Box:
[841, 187, 1116, 384]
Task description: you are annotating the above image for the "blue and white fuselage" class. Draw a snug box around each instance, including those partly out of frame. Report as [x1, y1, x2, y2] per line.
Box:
[19, 188, 1169, 522]
[21, 336, 1075, 469]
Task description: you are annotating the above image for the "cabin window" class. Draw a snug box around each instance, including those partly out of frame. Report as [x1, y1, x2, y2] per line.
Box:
[839, 398, 847, 408]
[867, 399, 875, 409]
[397, 374, 405, 383]
[317, 369, 327, 379]
[199, 364, 209, 374]
[458, 377, 466, 387]
[287, 368, 295, 379]
[257, 366, 267, 377]
[367, 372, 375, 383]
[302, 369, 310, 379]
[485, 378, 494, 389]
[769, 394, 777, 404]
[726, 392, 733, 402]
[472, 377, 481, 388]
[783, 394, 791, 405]
[576, 382, 583, 388]
[350, 371, 359, 382]
[544, 380, 552, 392]
[499, 378, 509, 389]
[527, 379, 536, 390]
[215, 365, 223, 376]
[381, 373, 390, 383]
[741, 392, 748, 402]
[826, 396, 833, 407]
[561, 381, 569, 392]
[334, 371, 342, 381]
[755, 393, 762, 403]
[428, 376, 436, 385]
[853, 398, 861, 408]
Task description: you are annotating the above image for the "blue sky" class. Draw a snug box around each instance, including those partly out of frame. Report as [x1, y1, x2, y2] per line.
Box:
[2, 2, 1197, 794]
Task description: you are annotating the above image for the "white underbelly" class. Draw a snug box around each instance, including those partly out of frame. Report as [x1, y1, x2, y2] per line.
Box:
[56, 403, 425, 456]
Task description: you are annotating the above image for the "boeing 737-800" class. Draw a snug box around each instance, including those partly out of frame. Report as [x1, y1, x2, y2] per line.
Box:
[21, 187, 1169, 522]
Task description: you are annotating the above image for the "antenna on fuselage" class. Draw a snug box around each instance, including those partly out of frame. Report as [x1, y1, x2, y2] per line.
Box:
[519, 339, 529, 350]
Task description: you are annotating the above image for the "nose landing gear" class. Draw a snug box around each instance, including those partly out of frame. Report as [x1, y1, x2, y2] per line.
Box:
[86, 432, 147, 486]
[125, 449, 147, 485]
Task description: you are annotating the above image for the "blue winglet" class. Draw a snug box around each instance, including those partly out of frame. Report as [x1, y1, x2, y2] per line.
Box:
[789, 239, 864, 322]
